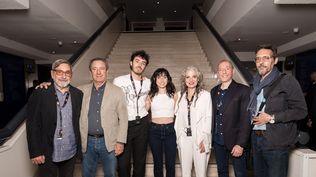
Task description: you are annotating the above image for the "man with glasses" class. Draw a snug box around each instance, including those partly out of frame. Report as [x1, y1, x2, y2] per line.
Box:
[26, 59, 83, 177]
[247, 44, 307, 177]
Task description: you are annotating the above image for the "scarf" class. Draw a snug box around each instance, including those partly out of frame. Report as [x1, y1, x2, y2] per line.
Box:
[247, 67, 281, 117]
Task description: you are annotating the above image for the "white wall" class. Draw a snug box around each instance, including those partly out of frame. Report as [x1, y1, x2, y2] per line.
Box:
[193, 12, 248, 85]
[71, 13, 124, 86]
[0, 123, 37, 177]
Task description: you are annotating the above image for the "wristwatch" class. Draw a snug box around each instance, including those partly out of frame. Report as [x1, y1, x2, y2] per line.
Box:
[269, 114, 275, 124]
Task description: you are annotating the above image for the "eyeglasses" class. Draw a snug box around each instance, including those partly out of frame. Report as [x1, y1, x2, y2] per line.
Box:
[254, 55, 274, 62]
[53, 69, 72, 77]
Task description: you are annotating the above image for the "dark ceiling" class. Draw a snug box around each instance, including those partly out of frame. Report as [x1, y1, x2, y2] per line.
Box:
[109, 0, 205, 21]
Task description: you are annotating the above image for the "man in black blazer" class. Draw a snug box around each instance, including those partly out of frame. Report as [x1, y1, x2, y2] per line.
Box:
[26, 59, 83, 177]
[211, 59, 251, 177]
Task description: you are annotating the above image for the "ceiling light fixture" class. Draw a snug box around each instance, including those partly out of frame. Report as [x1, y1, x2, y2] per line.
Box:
[173, 10, 177, 13]
[141, 10, 145, 14]
[230, 37, 248, 43]
[293, 27, 299, 34]
[57, 40, 63, 47]
[157, 1, 160, 5]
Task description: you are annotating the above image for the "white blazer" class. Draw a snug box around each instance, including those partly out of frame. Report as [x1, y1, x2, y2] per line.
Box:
[174, 90, 212, 152]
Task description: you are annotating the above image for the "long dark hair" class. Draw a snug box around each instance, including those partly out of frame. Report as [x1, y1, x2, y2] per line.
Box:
[148, 68, 176, 98]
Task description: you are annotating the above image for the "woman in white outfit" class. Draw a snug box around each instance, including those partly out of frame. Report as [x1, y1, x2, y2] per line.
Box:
[145, 68, 178, 177]
[174, 66, 212, 177]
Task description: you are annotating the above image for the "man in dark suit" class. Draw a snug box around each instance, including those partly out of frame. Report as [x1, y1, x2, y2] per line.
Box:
[211, 59, 251, 177]
[26, 59, 83, 177]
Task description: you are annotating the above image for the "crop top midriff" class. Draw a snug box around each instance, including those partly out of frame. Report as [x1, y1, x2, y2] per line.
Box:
[151, 93, 175, 118]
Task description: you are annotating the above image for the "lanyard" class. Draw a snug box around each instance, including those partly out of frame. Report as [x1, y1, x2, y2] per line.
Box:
[186, 91, 195, 127]
[54, 91, 70, 139]
[130, 74, 143, 117]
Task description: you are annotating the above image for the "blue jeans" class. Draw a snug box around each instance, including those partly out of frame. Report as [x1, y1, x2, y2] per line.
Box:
[251, 132, 289, 177]
[149, 122, 177, 177]
[82, 136, 117, 177]
[213, 142, 248, 177]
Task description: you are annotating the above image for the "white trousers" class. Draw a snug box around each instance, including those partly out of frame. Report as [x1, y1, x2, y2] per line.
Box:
[178, 136, 210, 177]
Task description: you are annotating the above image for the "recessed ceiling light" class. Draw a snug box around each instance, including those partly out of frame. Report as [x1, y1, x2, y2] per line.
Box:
[141, 10, 145, 14]
[293, 27, 299, 34]
[157, 1, 160, 5]
[73, 40, 78, 44]
[57, 40, 63, 47]
[51, 51, 56, 54]
[173, 10, 177, 13]
[231, 37, 248, 43]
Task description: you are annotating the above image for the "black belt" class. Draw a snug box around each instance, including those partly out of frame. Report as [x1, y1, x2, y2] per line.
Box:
[253, 130, 265, 136]
[128, 115, 148, 127]
[88, 134, 104, 138]
[129, 115, 148, 123]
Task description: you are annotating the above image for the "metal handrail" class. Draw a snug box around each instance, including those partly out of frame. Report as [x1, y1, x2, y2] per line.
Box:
[68, 6, 124, 65]
[0, 106, 26, 145]
[192, 4, 253, 84]
[0, 6, 124, 145]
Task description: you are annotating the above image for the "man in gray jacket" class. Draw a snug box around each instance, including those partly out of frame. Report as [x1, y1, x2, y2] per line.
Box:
[248, 44, 307, 177]
[79, 58, 128, 177]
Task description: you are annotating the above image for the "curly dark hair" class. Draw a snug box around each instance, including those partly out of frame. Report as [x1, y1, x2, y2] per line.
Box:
[148, 68, 176, 99]
[130, 50, 150, 65]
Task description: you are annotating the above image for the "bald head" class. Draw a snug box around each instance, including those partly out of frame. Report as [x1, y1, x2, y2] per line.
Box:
[217, 59, 234, 70]
[217, 59, 234, 84]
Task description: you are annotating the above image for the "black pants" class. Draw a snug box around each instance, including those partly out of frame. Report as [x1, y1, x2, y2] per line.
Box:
[308, 127, 316, 150]
[118, 115, 149, 177]
[38, 156, 76, 177]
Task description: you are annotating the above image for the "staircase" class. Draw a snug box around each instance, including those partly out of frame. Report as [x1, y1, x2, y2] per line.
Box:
[107, 31, 218, 90]
[73, 32, 238, 177]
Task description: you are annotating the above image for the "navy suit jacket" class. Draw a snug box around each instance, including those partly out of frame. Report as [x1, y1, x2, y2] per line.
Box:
[211, 80, 251, 150]
[26, 84, 83, 159]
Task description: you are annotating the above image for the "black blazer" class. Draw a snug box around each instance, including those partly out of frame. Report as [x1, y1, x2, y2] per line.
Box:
[211, 80, 251, 150]
[26, 85, 83, 159]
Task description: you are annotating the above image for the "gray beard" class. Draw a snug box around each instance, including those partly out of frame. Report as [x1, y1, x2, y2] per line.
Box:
[55, 80, 70, 89]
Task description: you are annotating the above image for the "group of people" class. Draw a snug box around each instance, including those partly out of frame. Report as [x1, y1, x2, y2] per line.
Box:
[26, 44, 307, 177]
